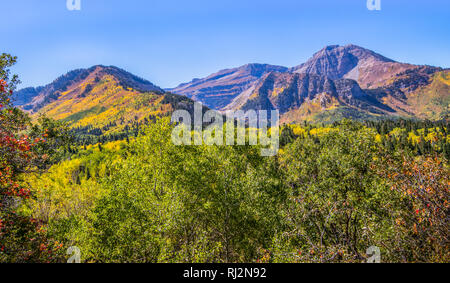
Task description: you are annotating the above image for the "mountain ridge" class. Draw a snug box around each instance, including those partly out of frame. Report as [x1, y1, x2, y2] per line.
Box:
[167, 63, 288, 109]
[13, 65, 163, 112]
[14, 44, 449, 125]
[13, 65, 208, 143]
[226, 71, 397, 123]
[171, 44, 448, 122]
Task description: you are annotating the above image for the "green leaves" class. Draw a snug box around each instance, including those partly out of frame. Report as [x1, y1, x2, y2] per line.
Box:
[274, 122, 392, 262]
[21, 117, 449, 263]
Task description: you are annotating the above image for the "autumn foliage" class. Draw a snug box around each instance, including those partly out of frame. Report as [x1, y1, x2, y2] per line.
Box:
[0, 52, 448, 263]
[0, 54, 63, 262]
[378, 155, 450, 262]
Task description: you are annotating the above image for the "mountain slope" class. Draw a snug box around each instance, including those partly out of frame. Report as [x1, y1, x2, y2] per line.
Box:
[291, 44, 419, 89]
[15, 44, 449, 127]
[201, 44, 447, 122]
[14, 66, 203, 139]
[226, 71, 395, 123]
[168, 63, 288, 109]
[371, 68, 450, 120]
[13, 65, 163, 112]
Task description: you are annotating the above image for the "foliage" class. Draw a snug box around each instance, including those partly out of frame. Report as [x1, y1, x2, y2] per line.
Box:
[273, 122, 392, 262]
[376, 155, 449, 262]
[4, 52, 447, 264]
[0, 54, 64, 262]
[20, 116, 449, 263]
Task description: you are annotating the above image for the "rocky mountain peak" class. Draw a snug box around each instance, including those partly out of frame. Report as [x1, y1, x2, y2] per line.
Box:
[168, 63, 288, 109]
[291, 44, 395, 80]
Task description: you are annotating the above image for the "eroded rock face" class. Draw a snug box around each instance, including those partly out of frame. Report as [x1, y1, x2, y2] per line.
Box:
[291, 44, 418, 89]
[168, 63, 288, 110]
[292, 45, 363, 79]
[169, 44, 441, 116]
[233, 72, 374, 114]
[222, 45, 446, 122]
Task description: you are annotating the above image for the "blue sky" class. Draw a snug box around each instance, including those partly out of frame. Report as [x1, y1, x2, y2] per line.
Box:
[2, 0, 449, 89]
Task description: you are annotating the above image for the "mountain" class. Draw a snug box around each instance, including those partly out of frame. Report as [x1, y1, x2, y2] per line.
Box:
[290, 44, 417, 89]
[367, 66, 449, 120]
[171, 44, 447, 122]
[12, 86, 44, 107]
[13, 65, 163, 112]
[14, 44, 448, 128]
[168, 63, 288, 109]
[14, 65, 203, 138]
[225, 71, 396, 123]
[288, 44, 448, 121]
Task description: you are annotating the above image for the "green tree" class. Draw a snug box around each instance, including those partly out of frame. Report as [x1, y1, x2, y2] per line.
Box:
[272, 121, 399, 262]
[0, 54, 64, 262]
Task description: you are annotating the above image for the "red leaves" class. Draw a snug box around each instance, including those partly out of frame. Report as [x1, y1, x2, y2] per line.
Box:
[0, 79, 6, 93]
[0, 56, 66, 262]
[378, 155, 449, 261]
[4, 186, 31, 198]
[1, 78, 37, 199]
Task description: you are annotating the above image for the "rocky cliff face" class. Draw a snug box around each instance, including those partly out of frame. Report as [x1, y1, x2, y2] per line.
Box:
[291, 44, 419, 89]
[168, 63, 288, 109]
[229, 72, 393, 119]
[190, 44, 447, 122]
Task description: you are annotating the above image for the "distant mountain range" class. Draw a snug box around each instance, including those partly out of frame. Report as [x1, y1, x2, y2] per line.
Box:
[167, 64, 288, 109]
[14, 44, 449, 127]
[170, 44, 449, 122]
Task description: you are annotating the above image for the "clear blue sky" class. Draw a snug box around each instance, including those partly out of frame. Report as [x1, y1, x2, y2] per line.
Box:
[2, 0, 449, 89]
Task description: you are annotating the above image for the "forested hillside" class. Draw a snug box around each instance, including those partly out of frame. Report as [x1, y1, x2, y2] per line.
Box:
[2, 53, 449, 263]
[16, 118, 449, 263]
